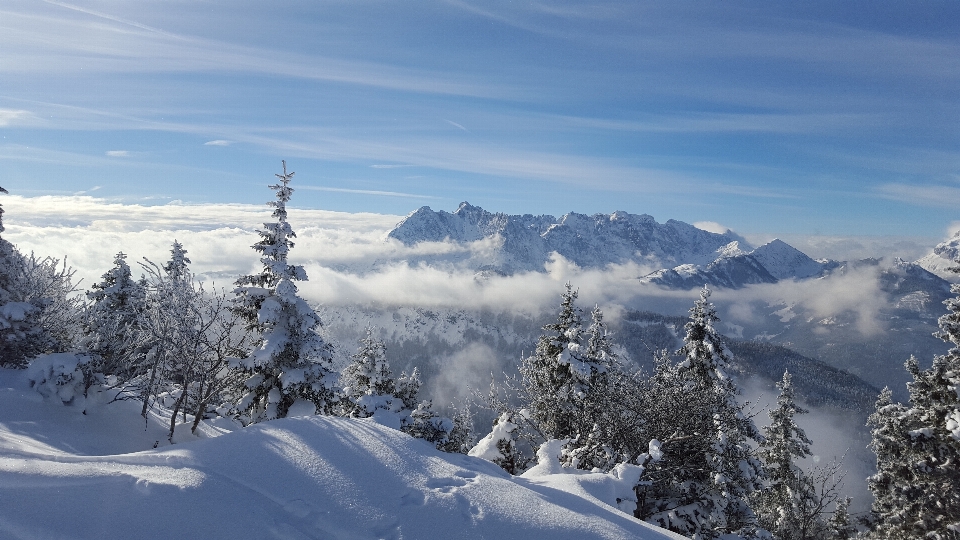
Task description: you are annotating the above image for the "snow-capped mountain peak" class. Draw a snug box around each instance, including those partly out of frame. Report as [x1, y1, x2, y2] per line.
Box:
[749, 239, 825, 281]
[386, 203, 740, 273]
[916, 229, 960, 281]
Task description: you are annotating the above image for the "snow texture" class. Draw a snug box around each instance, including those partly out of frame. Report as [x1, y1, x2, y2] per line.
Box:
[0, 368, 685, 540]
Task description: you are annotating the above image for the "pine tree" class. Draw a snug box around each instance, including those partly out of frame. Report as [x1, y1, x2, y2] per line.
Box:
[232, 161, 337, 423]
[828, 498, 857, 540]
[82, 252, 147, 383]
[865, 260, 960, 539]
[162, 240, 191, 280]
[340, 329, 395, 418]
[520, 283, 595, 442]
[867, 357, 960, 537]
[638, 287, 765, 540]
[754, 370, 836, 540]
[561, 304, 621, 471]
[469, 412, 522, 474]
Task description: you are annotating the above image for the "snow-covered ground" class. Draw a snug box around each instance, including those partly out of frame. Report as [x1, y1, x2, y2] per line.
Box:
[0, 368, 685, 540]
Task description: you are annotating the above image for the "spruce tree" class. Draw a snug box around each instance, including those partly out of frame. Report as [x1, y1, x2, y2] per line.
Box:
[755, 370, 836, 540]
[638, 287, 765, 539]
[82, 252, 147, 382]
[520, 283, 589, 441]
[232, 161, 337, 423]
[340, 329, 395, 417]
[828, 498, 857, 540]
[561, 304, 620, 471]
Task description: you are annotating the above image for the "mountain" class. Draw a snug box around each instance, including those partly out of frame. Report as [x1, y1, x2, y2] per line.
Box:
[916, 229, 960, 281]
[388, 202, 743, 273]
[750, 239, 830, 280]
[640, 239, 834, 290]
[388, 202, 842, 290]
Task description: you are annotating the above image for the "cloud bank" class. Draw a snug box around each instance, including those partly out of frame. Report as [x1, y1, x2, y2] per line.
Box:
[0, 195, 930, 338]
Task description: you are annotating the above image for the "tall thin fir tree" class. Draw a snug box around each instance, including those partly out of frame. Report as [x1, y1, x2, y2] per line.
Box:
[232, 161, 337, 424]
[562, 304, 621, 471]
[638, 287, 765, 540]
[755, 370, 831, 540]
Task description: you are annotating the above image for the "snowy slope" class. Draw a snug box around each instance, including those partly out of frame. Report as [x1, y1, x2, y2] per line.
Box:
[916, 230, 960, 281]
[0, 369, 684, 540]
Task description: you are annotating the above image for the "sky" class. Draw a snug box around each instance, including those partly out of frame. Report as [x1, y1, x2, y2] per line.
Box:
[1, 0, 959, 239]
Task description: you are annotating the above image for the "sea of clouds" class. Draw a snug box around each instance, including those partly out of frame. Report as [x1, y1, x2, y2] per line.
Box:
[3, 194, 942, 330]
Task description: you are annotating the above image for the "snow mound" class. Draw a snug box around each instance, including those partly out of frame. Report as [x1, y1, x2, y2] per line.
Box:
[0, 369, 683, 540]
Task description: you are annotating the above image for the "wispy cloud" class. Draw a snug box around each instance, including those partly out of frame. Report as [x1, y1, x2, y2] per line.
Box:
[1, 3, 510, 99]
[876, 183, 960, 209]
[296, 185, 442, 200]
[203, 140, 232, 147]
[0, 109, 34, 127]
[105, 150, 129, 157]
[443, 119, 469, 132]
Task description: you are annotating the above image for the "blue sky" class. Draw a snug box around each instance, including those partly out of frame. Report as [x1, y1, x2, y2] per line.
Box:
[1, 0, 958, 238]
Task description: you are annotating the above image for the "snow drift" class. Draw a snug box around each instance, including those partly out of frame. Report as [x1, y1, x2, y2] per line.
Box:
[0, 369, 683, 540]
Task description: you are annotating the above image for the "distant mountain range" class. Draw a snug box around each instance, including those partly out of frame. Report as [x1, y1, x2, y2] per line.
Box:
[388, 202, 746, 274]
[385, 203, 956, 400]
[389, 202, 952, 291]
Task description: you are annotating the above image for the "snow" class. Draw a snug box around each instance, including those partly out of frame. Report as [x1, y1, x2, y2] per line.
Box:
[748, 239, 825, 281]
[0, 301, 34, 325]
[946, 409, 960, 441]
[468, 413, 516, 462]
[0, 368, 685, 540]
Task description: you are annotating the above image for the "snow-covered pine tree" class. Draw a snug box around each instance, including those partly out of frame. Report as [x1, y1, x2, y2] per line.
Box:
[469, 412, 522, 474]
[521, 283, 610, 445]
[754, 370, 836, 540]
[637, 287, 765, 540]
[162, 240, 191, 281]
[561, 304, 621, 471]
[82, 252, 147, 384]
[866, 387, 913, 538]
[232, 161, 337, 424]
[827, 498, 857, 540]
[340, 329, 395, 417]
[866, 269, 960, 539]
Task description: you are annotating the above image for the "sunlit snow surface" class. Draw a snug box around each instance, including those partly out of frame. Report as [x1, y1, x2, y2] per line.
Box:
[0, 369, 683, 540]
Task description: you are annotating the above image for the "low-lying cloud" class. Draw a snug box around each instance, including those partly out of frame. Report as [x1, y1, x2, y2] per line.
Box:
[0, 195, 927, 339]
